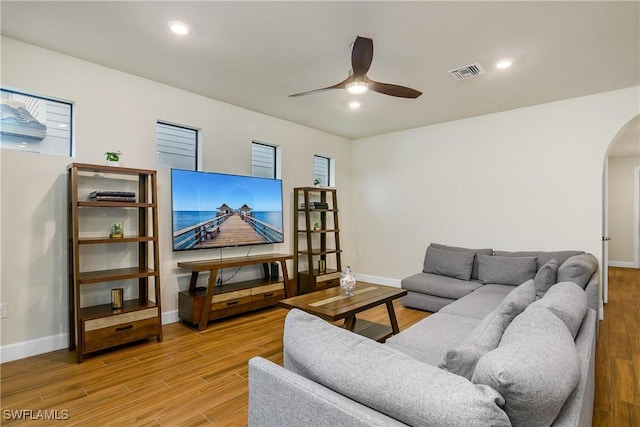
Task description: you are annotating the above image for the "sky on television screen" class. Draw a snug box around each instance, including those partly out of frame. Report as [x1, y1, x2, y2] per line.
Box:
[172, 170, 282, 212]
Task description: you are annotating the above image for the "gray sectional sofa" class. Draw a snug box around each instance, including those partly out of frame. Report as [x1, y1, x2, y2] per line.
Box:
[248, 244, 599, 426]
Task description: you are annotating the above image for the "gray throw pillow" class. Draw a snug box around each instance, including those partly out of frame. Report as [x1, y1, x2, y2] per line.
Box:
[557, 253, 599, 288]
[472, 307, 580, 427]
[528, 281, 587, 338]
[533, 259, 559, 297]
[477, 254, 537, 285]
[423, 246, 474, 281]
[284, 309, 511, 427]
[430, 243, 494, 280]
[442, 279, 535, 379]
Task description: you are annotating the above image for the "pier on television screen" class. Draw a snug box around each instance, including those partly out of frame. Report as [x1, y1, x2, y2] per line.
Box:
[171, 169, 284, 251]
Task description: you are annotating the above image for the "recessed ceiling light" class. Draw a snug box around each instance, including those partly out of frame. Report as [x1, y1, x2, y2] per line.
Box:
[349, 101, 361, 109]
[495, 59, 513, 69]
[169, 21, 189, 35]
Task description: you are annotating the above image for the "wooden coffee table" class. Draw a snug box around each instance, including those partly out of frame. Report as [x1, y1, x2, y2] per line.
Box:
[278, 283, 407, 342]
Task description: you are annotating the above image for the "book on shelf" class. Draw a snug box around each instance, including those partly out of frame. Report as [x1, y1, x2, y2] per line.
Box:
[88, 190, 136, 202]
[89, 191, 136, 198]
[300, 202, 329, 209]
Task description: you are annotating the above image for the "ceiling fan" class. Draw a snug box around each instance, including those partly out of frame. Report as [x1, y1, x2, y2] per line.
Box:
[289, 36, 422, 99]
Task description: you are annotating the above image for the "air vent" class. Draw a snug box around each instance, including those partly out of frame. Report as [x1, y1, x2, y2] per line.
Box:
[448, 63, 486, 80]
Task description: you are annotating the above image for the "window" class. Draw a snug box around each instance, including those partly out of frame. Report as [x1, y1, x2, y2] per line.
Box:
[156, 122, 197, 170]
[314, 155, 332, 186]
[252, 141, 276, 179]
[0, 88, 73, 157]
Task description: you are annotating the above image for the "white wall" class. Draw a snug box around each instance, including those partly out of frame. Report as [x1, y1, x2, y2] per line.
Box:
[352, 87, 639, 283]
[608, 155, 640, 264]
[0, 37, 353, 361]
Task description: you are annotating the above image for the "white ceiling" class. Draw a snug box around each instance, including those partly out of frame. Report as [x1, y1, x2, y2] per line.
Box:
[1, 1, 639, 140]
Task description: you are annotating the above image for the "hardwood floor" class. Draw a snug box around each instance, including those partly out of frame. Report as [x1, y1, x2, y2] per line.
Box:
[0, 269, 637, 426]
[594, 267, 640, 426]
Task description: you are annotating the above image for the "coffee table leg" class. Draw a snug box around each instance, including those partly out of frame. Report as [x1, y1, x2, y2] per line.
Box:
[386, 301, 400, 335]
[344, 315, 357, 331]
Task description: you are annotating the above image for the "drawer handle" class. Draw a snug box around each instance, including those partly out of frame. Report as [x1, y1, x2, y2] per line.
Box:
[115, 325, 133, 332]
[227, 301, 239, 306]
[263, 293, 274, 298]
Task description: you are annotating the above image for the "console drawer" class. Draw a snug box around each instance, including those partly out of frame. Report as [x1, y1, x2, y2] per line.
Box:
[84, 314, 160, 353]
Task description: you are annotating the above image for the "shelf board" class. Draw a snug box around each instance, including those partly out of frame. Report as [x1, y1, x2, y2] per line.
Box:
[78, 201, 155, 208]
[79, 267, 157, 285]
[297, 249, 342, 256]
[350, 319, 393, 343]
[295, 186, 336, 192]
[298, 268, 339, 276]
[183, 277, 285, 296]
[79, 299, 158, 321]
[79, 236, 155, 244]
[68, 162, 157, 176]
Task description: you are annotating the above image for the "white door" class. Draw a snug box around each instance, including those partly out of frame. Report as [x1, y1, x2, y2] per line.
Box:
[602, 161, 609, 306]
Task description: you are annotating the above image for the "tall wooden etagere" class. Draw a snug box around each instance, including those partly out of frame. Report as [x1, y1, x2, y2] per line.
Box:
[67, 163, 162, 363]
[293, 187, 342, 294]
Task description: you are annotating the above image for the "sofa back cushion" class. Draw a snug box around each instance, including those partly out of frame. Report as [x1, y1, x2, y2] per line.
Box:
[533, 259, 559, 297]
[477, 254, 537, 286]
[423, 246, 475, 281]
[557, 253, 599, 289]
[284, 309, 511, 427]
[430, 243, 493, 280]
[493, 250, 584, 271]
[528, 281, 587, 338]
[442, 279, 535, 379]
[472, 307, 580, 427]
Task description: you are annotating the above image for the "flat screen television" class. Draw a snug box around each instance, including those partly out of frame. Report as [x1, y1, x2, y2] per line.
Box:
[171, 169, 284, 251]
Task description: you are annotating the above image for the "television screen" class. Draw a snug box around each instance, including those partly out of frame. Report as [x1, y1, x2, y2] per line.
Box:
[171, 169, 284, 251]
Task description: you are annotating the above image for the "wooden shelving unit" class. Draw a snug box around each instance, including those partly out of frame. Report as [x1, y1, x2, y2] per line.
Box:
[67, 163, 162, 363]
[293, 187, 342, 294]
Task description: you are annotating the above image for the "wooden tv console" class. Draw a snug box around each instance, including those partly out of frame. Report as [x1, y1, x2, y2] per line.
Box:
[177, 253, 294, 330]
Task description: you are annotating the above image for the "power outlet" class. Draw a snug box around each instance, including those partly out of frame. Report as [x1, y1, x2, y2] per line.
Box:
[0, 303, 7, 319]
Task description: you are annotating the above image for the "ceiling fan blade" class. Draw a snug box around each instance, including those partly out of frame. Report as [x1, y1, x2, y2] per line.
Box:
[351, 36, 373, 77]
[367, 79, 422, 99]
[289, 76, 351, 97]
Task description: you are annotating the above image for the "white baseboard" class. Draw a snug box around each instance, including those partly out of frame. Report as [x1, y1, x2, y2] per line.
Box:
[355, 273, 401, 288]
[0, 332, 69, 364]
[1, 312, 181, 364]
[162, 309, 180, 325]
[608, 260, 638, 269]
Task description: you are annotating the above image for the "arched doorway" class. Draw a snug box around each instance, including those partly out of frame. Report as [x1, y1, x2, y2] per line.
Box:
[602, 114, 640, 306]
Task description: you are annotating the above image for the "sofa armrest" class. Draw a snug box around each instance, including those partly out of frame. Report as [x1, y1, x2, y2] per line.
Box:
[584, 273, 599, 313]
[248, 357, 407, 427]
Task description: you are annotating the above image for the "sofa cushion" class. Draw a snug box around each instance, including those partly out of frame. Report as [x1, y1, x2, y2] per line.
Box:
[442, 279, 536, 379]
[533, 259, 559, 297]
[430, 243, 493, 280]
[439, 288, 507, 319]
[284, 309, 511, 427]
[494, 250, 584, 270]
[528, 281, 587, 338]
[477, 254, 537, 286]
[386, 312, 482, 366]
[472, 307, 580, 427]
[557, 253, 599, 289]
[423, 246, 474, 281]
[401, 272, 483, 300]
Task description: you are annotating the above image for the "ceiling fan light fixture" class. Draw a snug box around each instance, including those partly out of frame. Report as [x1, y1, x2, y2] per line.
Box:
[346, 81, 369, 95]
